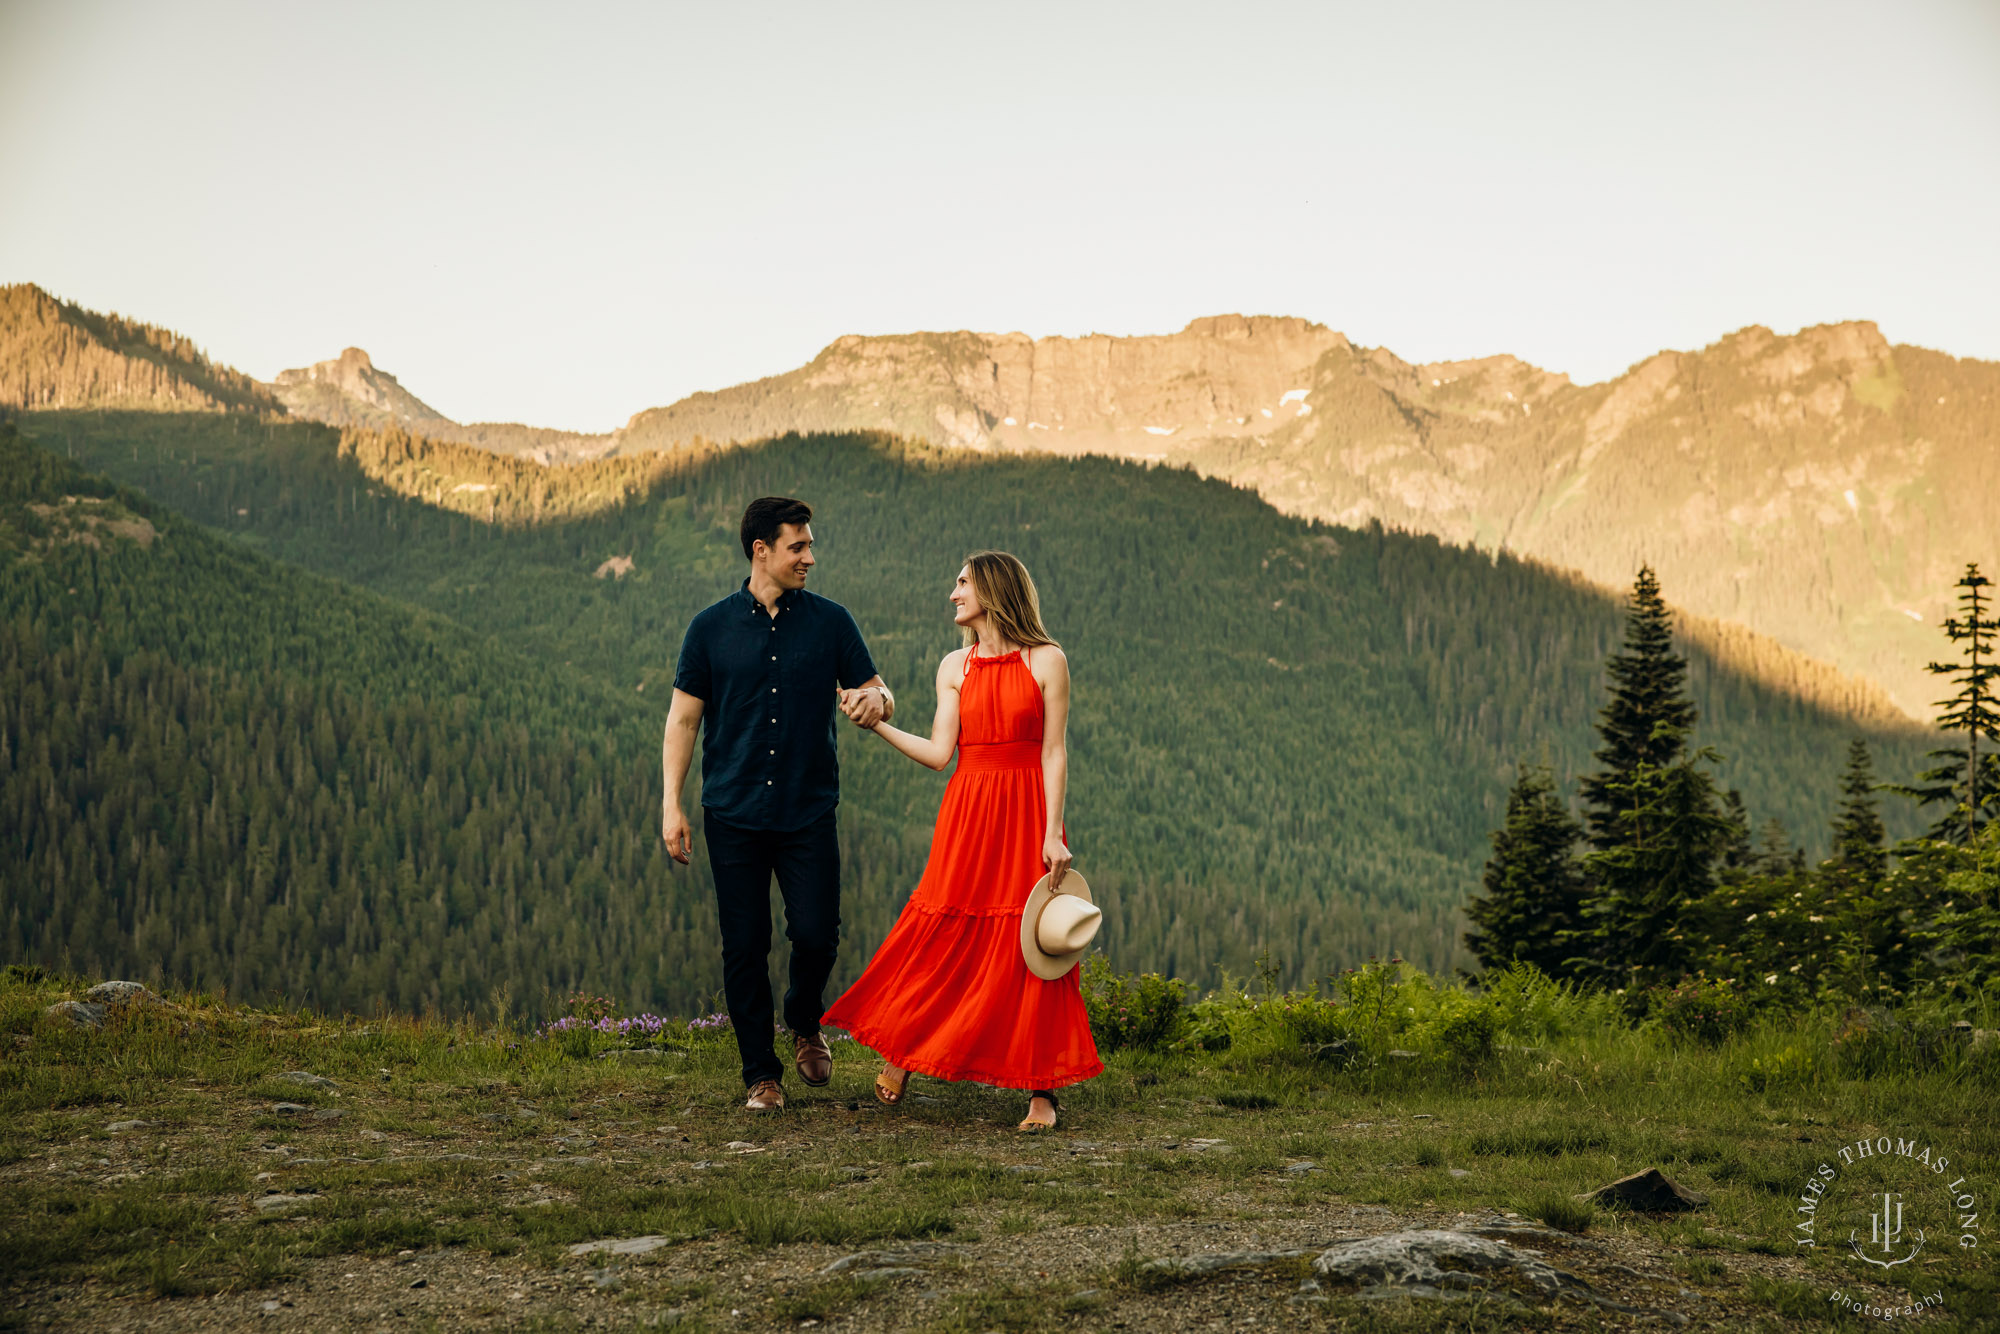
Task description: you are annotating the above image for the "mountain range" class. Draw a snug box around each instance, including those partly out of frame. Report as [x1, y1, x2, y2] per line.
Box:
[7, 279, 1993, 720]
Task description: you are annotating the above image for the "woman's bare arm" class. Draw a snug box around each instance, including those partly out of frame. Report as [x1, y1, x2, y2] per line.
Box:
[1034, 647, 1073, 886]
[866, 651, 964, 771]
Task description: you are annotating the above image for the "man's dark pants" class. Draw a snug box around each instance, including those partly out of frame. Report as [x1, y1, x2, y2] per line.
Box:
[704, 809, 841, 1088]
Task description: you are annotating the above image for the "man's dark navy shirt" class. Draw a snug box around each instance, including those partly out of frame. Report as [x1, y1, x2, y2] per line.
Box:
[673, 581, 879, 832]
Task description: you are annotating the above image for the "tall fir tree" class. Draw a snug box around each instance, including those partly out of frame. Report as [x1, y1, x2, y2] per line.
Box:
[1463, 765, 1587, 979]
[1892, 564, 2000, 841]
[1576, 740, 1733, 987]
[1580, 567, 1699, 850]
[1829, 738, 1887, 881]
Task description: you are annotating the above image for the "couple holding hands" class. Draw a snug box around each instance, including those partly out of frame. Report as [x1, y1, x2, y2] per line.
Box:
[661, 497, 1102, 1129]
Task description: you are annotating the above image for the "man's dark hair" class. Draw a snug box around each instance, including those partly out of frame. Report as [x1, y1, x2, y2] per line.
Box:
[740, 497, 814, 560]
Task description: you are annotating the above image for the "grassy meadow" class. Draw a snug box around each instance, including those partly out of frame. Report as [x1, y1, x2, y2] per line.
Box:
[2, 965, 1994, 1332]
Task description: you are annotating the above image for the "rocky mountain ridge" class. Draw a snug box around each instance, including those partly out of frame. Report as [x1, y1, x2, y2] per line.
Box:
[610, 315, 1997, 718]
[9, 281, 1992, 716]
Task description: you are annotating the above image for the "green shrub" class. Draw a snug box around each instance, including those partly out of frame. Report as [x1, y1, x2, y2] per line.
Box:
[1431, 1004, 1498, 1065]
[1650, 976, 1754, 1045]
[1080, 956, 1189, 1053]
[1480, 962, 1609, 1040]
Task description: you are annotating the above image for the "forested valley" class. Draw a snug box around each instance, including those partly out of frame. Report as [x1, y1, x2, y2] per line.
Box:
[3, 408, 1940, 1018]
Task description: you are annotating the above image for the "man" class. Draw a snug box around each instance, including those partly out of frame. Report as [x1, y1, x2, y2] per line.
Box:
[662, 497, 894, 1111]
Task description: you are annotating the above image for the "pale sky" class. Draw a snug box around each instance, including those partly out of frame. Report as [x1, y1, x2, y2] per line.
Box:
[3, 0, 1997, 432]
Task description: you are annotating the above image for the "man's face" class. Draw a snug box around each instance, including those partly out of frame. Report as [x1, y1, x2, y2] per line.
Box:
[757, 522, 816, 590]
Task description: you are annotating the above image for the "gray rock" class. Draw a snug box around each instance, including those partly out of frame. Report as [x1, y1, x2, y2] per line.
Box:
[45, 1001, 106, 1029]
[310, 1108, 344, 1122]
[106, 1119, 157, 1132]
[567, 1235, 672, 1257]
[252, 1193, 316, 1214]
[270, 1102, 311, 1115]
[1448, 1168, 1471, 1178]
[1286, 1161, 1320, 1174]
[1313, 1230, 1608, 1306]
[277, 1071, 337, 1089]
[821, 1250, 939, 1276]
[86, 981, 156, 1007]
[1581, 1167, 1707, 1212]
[1139, 1248, 1317, 1277]
[591, 1267, 622, 1290]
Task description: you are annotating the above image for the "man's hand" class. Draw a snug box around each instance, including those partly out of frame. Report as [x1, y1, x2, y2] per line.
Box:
[839, 686, 887, 730]
[1043, 832, 1072, 889]
[662, 801, 692, 865]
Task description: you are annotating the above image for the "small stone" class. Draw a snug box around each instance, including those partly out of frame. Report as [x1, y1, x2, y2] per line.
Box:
[592, 1267, 623, 1290]
[408, 1277, 427, 1289]
[1582, 1166, 1707, 1213]
[311, 1108, 345, 1121]
[1412, 1113, 1435, 1119]
[1285, 1161, 1319, 1174]
[567, 1235, 673, 1257]
[261, 1300, 281, 1313]
[277, 1071, 337, 1089]
[359, 1129, 388, 1141]
[724, 1140, 758, 1151]
[1448, 1167, 1471, 1178]
[911, 1094, 942, 1105]
[44, 1001, 106, 1029]
[271, 1102, 310, 1115]
[106, 1119, 156, 1132]
[253, 1193, 315, 1214]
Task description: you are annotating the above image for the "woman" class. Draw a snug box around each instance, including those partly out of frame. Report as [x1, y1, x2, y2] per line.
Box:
[823, 551, 1102, 1129]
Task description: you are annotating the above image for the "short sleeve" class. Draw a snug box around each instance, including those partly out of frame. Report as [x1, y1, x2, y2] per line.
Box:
[833, 606, 878, 690]
[672, 615, 712, 701]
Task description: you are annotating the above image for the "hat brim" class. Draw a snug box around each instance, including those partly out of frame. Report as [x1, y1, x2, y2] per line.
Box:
[1020, 869, 1096, 981]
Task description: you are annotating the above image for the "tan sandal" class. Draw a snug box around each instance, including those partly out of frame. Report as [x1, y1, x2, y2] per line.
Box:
[874, 1064, 911, 1106]
[1017, 1089, 1059, 1132]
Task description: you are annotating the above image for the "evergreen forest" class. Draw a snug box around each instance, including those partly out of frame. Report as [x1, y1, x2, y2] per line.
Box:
[2, 407, 1945, 1019]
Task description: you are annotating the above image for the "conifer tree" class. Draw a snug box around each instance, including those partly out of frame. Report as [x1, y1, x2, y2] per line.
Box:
[1464, 765, 1586, 979]
[1892, 564, 2000, 841]
[1580, 567, 1698, 849]
[1576, 738, 1732, 986]
[1829, 739, 1887, 881]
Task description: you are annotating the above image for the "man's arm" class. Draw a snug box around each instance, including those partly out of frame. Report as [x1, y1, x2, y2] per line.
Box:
[661, 688, 704, 865]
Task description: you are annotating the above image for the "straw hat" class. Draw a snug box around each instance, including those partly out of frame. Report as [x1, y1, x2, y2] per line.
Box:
[1020, 869, 1102, 980]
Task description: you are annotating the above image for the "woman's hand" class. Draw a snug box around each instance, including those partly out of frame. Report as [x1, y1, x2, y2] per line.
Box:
[1043, 832, 1072, 888]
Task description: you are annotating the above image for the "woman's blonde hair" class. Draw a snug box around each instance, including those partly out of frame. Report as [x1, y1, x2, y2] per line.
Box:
[961, 551, 1057, 651]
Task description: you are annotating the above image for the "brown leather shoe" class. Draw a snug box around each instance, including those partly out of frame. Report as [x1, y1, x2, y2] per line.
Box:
[794, 1033, 833, 1088]
[744, 1078, 785, 1112]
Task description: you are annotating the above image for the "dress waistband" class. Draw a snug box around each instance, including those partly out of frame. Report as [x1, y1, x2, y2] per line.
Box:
[955, 740, 1043, 772]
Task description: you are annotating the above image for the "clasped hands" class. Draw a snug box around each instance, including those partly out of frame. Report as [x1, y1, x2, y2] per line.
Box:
[837, 685, 889, 730]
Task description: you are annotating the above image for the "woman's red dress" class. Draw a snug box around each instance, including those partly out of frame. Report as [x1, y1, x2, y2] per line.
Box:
[823, 647, 1103, 1090]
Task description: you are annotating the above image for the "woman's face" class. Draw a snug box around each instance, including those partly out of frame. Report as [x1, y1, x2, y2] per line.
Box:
[951, 565, 982, 628]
